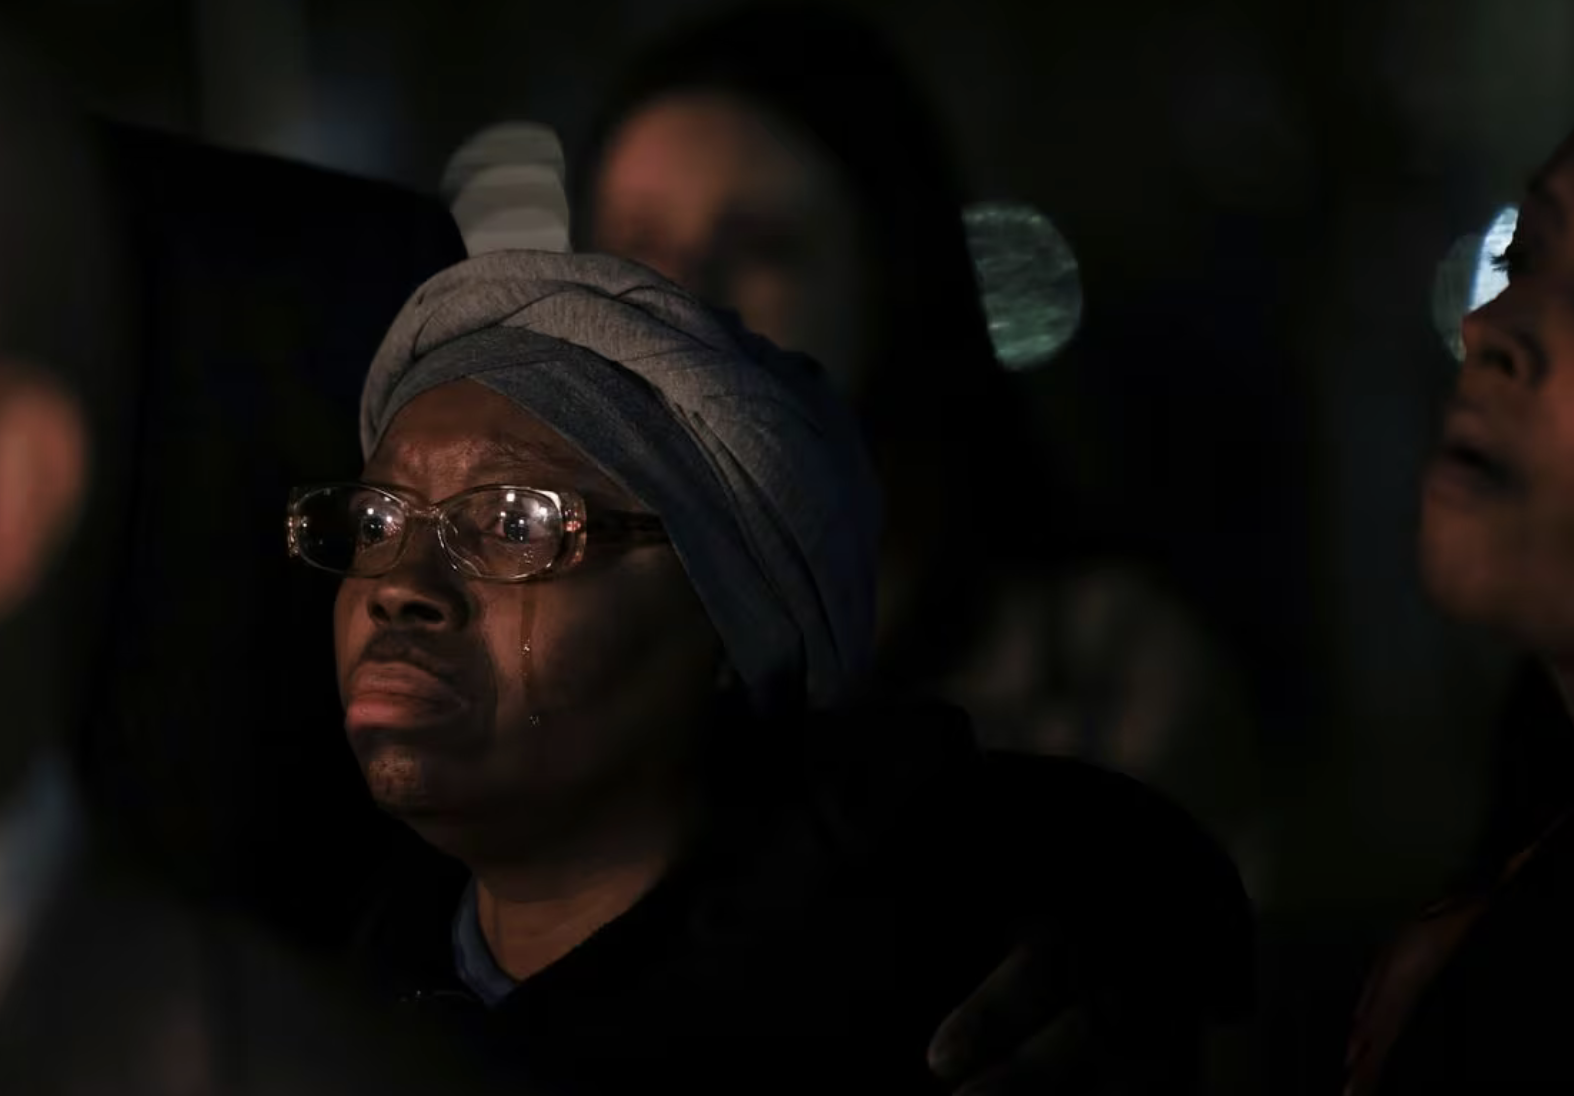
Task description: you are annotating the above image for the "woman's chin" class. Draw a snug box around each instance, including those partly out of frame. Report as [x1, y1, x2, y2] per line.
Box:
[1418, 504, 1510, 611]
[1422, 560, 1574, 660]
[361, 747, 486, 822]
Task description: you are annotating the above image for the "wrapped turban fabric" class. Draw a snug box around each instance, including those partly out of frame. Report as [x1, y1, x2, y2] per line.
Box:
[361, 250, 881, 712]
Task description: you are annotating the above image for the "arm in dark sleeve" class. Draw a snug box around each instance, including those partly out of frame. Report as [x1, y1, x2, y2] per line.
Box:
[979, 751, 1256, 1023]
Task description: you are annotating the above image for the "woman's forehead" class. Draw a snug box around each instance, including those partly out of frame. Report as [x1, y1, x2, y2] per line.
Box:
[611, 92, 840, 206]
[1553, 129, 1574, 171]
[1513, 138, 1574, 246]
[1533, 133, 1574, 197]
[368, 380, 635, 503]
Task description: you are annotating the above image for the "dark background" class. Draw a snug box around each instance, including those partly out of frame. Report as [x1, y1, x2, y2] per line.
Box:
[7, 0, 1571, 1090]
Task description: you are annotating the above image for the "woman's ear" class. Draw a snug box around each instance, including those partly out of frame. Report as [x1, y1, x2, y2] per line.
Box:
[0, 367, 86, 617]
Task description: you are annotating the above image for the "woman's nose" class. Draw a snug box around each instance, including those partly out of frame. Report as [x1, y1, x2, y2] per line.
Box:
[367, 526, 469, 630]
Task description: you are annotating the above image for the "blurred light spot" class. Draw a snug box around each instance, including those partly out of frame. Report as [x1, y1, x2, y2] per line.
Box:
[1471, 206, 1518, 311]
[442, 123, 570, 256]
[963, 201, 1083, 371]
[1432, 205, 1518, 363]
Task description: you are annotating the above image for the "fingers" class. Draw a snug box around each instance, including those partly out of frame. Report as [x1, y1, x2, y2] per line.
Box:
[928, 940, 1080, 1083]
[953, 1006, 1095, 1096]
[952, 1011, 1204, 1096]
[938, 985, 1208, 1096]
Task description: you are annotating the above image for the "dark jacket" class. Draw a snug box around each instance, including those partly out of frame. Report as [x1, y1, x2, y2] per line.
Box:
[0, 847, 501, 1096]
[353, 700, 1253, 1095]
[1365, 810, 1574, 1095]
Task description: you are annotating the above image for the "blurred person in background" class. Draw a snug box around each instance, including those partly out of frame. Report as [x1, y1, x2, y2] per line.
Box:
[1344, 123, 1574, 1095]
[573, 1, 1264, 886]
[323, 250, 1252, 1096]
[0, 33, 500, 1096]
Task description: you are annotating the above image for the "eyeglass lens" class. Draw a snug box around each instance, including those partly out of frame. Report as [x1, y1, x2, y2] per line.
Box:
[294, 486, 565, 579]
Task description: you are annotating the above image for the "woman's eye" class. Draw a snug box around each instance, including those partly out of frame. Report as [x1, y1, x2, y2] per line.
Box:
[739, 228, 806, 269]
[1492, 247, 1524, 276]
[354, 508, 397, 546]
[490, 509, 539, 544]
[357, 516, 386, 544]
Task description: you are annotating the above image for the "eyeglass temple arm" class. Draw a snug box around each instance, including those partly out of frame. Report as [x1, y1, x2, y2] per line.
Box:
[586, 511, 668, 546]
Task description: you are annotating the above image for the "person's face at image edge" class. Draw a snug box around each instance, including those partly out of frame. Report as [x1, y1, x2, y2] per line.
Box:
[0, 361, 87, 793]
[1421, 136, 1574, 670]
[0, 362, 85, 621]
[592, 91, 875, 398]
[332, 379, 725, 862]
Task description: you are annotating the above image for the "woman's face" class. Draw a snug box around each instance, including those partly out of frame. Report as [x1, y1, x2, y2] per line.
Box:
[333, 381, 724, 863]
[592, 91, 873, 396]
[1420, 137, 1574, 660]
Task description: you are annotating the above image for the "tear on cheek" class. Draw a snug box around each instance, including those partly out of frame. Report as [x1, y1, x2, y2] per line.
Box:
[517, 581, 536, 707]
[547, 608, 657, 693]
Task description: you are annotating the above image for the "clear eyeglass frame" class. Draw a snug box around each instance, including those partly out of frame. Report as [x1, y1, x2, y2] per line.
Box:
[285, 482, 668, 583]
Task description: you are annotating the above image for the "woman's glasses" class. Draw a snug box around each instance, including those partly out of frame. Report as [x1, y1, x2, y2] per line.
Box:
[286, 483, 667, 582]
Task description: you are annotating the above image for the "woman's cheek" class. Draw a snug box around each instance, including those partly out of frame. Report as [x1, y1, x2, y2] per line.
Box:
[520, 552, 705, 711]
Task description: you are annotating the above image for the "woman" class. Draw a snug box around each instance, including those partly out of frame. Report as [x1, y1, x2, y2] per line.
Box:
[573, 3, 1260, 874]
[1344, 127, 1574, 1095]
[328, 250, 1252, 1095]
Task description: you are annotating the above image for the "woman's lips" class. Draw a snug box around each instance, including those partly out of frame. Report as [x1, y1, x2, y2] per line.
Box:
[1427, 435, 1524, 502]
[345, 662, 466, 733]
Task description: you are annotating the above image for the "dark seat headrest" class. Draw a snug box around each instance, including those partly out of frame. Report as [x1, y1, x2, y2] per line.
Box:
[80, 122, 468, 950]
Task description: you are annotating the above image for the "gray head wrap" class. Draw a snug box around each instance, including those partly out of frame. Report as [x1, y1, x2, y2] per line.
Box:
[361, 250, 880, 711]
